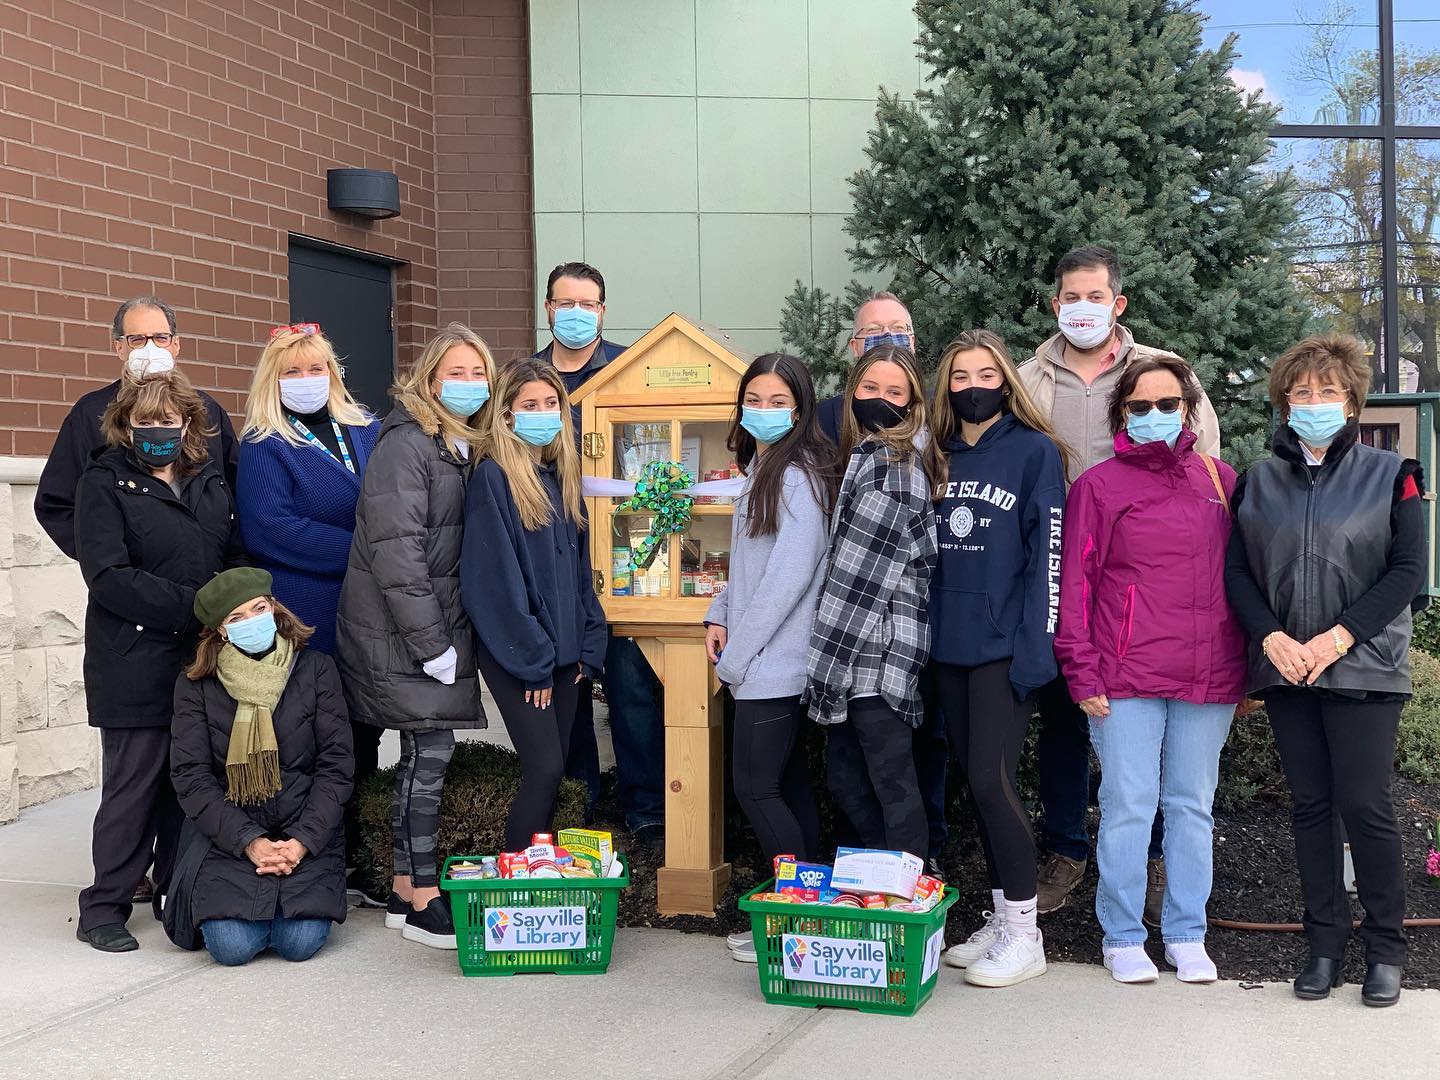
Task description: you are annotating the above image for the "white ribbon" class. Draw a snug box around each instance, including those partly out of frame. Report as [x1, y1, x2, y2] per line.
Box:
[582, 475, 748, 499]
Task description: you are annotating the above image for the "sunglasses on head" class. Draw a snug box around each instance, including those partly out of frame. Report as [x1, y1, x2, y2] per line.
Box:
[1124, 397, 1182, 417]
[270, 322, 321, 339]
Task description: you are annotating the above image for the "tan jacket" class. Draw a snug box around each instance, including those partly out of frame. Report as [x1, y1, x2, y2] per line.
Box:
[1017, 325, 1221, 483]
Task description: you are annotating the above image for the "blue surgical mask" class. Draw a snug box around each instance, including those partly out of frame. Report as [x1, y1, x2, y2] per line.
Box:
[513, 410, 564, 447]
[439, 379, 490, 417]
[739, 405, 795, 445]
[553, 307, 599, 350]
[225, 610, 276, 655]
[1288, 402, 1348, 448]
[1126, 408, 1183, 448]
[860, 331, 913, 353]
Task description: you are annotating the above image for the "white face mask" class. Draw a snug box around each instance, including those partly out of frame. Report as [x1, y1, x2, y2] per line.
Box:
[1057, 300, 1115, 350]
[278, 374, 332, 414]
[125, 340, 175, 378]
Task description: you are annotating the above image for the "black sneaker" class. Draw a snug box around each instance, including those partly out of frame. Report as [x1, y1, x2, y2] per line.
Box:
[401, 896, 456, 950]
[346, 869, 387, 909]
[384, 891, 409, 931]
[926, 858, 945, 882]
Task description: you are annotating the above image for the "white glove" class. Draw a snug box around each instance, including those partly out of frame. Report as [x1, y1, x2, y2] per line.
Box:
[422, 646, 458, 686]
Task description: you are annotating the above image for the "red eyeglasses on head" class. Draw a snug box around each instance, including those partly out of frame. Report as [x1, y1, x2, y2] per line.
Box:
[270, 322, 321, 339]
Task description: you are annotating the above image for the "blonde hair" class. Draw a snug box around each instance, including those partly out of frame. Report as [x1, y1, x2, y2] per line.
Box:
[394, 323, 497, 452]
[477, 358, 585, 531]
[242, 329, 372, 444]
[930, 329, 1075, 489]
[837, 345, 945, 490]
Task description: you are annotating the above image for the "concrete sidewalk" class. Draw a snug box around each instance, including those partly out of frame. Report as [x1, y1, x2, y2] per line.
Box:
[3, 791, 1438, 1080]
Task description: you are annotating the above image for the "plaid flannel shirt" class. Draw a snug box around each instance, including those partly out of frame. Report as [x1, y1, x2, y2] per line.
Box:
[806, 440, 938, 728]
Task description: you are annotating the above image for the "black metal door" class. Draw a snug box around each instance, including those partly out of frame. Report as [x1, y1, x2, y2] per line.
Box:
[288, 241, 397, 416]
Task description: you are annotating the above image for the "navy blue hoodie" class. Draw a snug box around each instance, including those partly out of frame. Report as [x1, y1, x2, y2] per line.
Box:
[461, 457, 607, 691]
[929, 413, 1065, 700]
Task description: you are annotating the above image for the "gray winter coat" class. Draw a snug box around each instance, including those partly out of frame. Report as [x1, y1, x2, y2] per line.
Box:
[336, 394, 484, 730]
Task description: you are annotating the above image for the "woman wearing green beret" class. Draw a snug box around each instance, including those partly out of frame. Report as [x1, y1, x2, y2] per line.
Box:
[170, 567, 354, 966]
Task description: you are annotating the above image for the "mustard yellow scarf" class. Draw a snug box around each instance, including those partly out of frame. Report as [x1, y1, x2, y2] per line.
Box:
[215, 636, 294, 805]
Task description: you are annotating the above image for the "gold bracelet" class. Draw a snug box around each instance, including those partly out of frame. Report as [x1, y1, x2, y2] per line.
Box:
[1331, 627, 1349, 656]
[1262, 631, 1282, 658]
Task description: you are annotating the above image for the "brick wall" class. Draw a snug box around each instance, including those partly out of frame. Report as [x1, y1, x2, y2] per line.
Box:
[0, 0, 443, 456]
[433, 0, 534, 362]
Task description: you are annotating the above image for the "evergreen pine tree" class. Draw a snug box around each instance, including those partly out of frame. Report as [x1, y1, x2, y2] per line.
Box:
[781, 0, 1309, 466]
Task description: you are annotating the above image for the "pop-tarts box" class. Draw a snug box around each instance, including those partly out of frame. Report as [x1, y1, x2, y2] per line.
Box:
[831, 848, 923, 900]
[774, 856, 833, 894]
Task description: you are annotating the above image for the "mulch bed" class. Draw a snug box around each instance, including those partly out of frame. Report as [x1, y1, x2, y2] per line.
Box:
[597, 777, 1440, 987]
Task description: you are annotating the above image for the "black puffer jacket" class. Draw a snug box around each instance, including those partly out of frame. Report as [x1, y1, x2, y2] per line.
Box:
[75, 446, 245, 728]
[171, 648, 353, 923]
[336, 394, 484, 730]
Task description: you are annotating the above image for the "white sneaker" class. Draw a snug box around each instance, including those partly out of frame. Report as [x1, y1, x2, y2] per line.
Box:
[1104, 945, 1159, 984]
[1164, 942, 1218, 983]
[963, 929, 1047, 988]
[726, 928, 752, 950]
[943, 910, 1005, 969]
[728, 934, 757, 963]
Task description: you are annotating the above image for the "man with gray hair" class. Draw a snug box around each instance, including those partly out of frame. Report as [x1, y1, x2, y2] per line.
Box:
[817, 290, 917, 442]
[35, 295, 239, 561]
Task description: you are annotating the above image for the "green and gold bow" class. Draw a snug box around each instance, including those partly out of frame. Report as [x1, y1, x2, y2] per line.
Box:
[618, 461, 694, 570]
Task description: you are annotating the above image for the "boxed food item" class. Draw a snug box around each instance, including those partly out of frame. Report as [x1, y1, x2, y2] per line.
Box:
[773, 856, 833, 894]
[557, 828, 615, 875]
[831, 848, 924, 900]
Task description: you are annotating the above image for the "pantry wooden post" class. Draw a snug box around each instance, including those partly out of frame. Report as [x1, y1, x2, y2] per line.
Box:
[570, 314, 754, 916]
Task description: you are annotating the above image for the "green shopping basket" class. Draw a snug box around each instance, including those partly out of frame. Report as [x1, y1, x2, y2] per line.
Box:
[738, 880, 958, 1016]
[439, 854, 630, 976]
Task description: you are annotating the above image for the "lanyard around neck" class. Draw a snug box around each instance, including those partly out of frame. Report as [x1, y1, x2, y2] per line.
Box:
[288, 415, 355, 474]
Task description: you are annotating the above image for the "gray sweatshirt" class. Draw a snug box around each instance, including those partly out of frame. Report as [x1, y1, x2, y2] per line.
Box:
[704, 464, 828, 700]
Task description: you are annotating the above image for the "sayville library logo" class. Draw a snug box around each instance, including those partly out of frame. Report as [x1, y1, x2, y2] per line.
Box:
[482, 906, 587, 951]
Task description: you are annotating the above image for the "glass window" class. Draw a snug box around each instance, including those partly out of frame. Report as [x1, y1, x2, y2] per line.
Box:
[1197, 1, 1380, 124]
[1397, 139, 1440, 391]
[1394, 1, 1440, 125]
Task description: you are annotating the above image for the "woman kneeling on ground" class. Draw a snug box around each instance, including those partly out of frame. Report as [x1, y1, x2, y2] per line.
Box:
[171, 568, 354, 967]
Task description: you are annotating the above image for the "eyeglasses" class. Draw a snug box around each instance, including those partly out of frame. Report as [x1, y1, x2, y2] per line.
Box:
[270, 323, 321, 338]
[1124, 397, 1182, 416]
[549, 300, 602, 312]
[121, 333, 174, 348]
[1287, 387, 1345, 405]
[853, 324, 913, 338]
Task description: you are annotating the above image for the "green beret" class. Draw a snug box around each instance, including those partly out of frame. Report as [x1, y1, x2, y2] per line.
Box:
[194, 567, 274, 630]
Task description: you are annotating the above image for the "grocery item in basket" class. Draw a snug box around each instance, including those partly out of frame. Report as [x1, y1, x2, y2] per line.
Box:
[448, 860, 485, 880]
[829, 893, 863, 908]
[831, 848, 924, 900]
[773, 856, 833, 894]
[531, 833, 554, 845]
[498, 852, 530, 879]
[529, 862, 562, 879]
[751, 891, 799, 903]
[560, 865, 597, 878]
[479, 856, 500, 880]
[557, 828, 614, 874]
[525, 842, 557, 863]
[911, 874, 945, 908]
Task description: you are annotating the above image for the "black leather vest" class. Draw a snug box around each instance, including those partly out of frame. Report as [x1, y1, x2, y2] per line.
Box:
[1237, 429, 1411, 694]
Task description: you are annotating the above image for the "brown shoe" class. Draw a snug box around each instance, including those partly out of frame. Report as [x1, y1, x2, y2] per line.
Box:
[1143, 858, 1166, 929]
[132, 876, 154, 904]
[1036, 853, 1087, 914]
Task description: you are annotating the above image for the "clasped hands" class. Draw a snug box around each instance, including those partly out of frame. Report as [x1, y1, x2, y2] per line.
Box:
[1265, 626, 1355, 686]
[244, 837, 307, 876]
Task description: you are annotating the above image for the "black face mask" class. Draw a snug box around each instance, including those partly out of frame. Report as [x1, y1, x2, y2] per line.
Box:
[132, 425, 183, 468]
[949, 386, 1006, 426]
[851, 396, 909, 433]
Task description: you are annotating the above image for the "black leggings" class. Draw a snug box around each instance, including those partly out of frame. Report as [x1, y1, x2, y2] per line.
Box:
[825, 697, 928, 857]
[932, 660, 1036, 900]
[475, 642, 581, 852]
[733, 696, 820, 862]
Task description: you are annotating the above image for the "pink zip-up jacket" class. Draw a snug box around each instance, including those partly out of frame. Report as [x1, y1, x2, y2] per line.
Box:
[1056, 429, 1247, 705]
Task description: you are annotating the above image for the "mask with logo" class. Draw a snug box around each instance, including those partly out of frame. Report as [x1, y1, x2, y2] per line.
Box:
[851, 396, 910, 433]
[1288, 403, 1348, 448]
[740, 406, 795, 445]
[1126, 408, 1183, 449]
[513, 410, 564, 447]
[552, 307, 600, 350]
[858, 331, 913, 353]
[132, 425, 184, 468]
[439, 380, 491, 417]
[225, 610, 277, 655]
[279, 374, 331, 414]
[1056, 300, 1115, 350]
[125, 340, 176, 379]
[949, 386, 1006, 426]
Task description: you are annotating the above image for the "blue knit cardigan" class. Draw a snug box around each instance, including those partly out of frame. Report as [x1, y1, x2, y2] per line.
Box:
[235, 418, 380, 655]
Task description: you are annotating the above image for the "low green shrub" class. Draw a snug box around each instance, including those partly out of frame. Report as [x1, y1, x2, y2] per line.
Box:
[1399, 649, 1440, 785]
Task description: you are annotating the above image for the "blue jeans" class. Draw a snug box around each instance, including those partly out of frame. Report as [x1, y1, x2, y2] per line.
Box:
[601, 634, 665, 830]
[202, 916, 332, 966]
[1088, 697, 1234, 947]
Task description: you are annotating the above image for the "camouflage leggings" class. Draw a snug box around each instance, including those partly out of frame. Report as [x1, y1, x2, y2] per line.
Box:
[391, 729, 456, 888]
[825, 697, 929, 858]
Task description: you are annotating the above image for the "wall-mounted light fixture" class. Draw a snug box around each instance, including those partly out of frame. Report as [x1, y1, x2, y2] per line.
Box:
[327, 168, 401, 220]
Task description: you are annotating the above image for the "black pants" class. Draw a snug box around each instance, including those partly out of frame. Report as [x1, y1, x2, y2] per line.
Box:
[345, 718, 383, 868]
[825, 697, 928, 857]
[476, 642, 581, 852]
[78, 727, 183, 930]
[732, 696, 820, 862]
[1036, 676, 1163, 862]
[1266, 690, 1406, 965]
[390, 729, 457, 888]
[933, 660, 1037, 900]
[914, 667, 949, 861]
